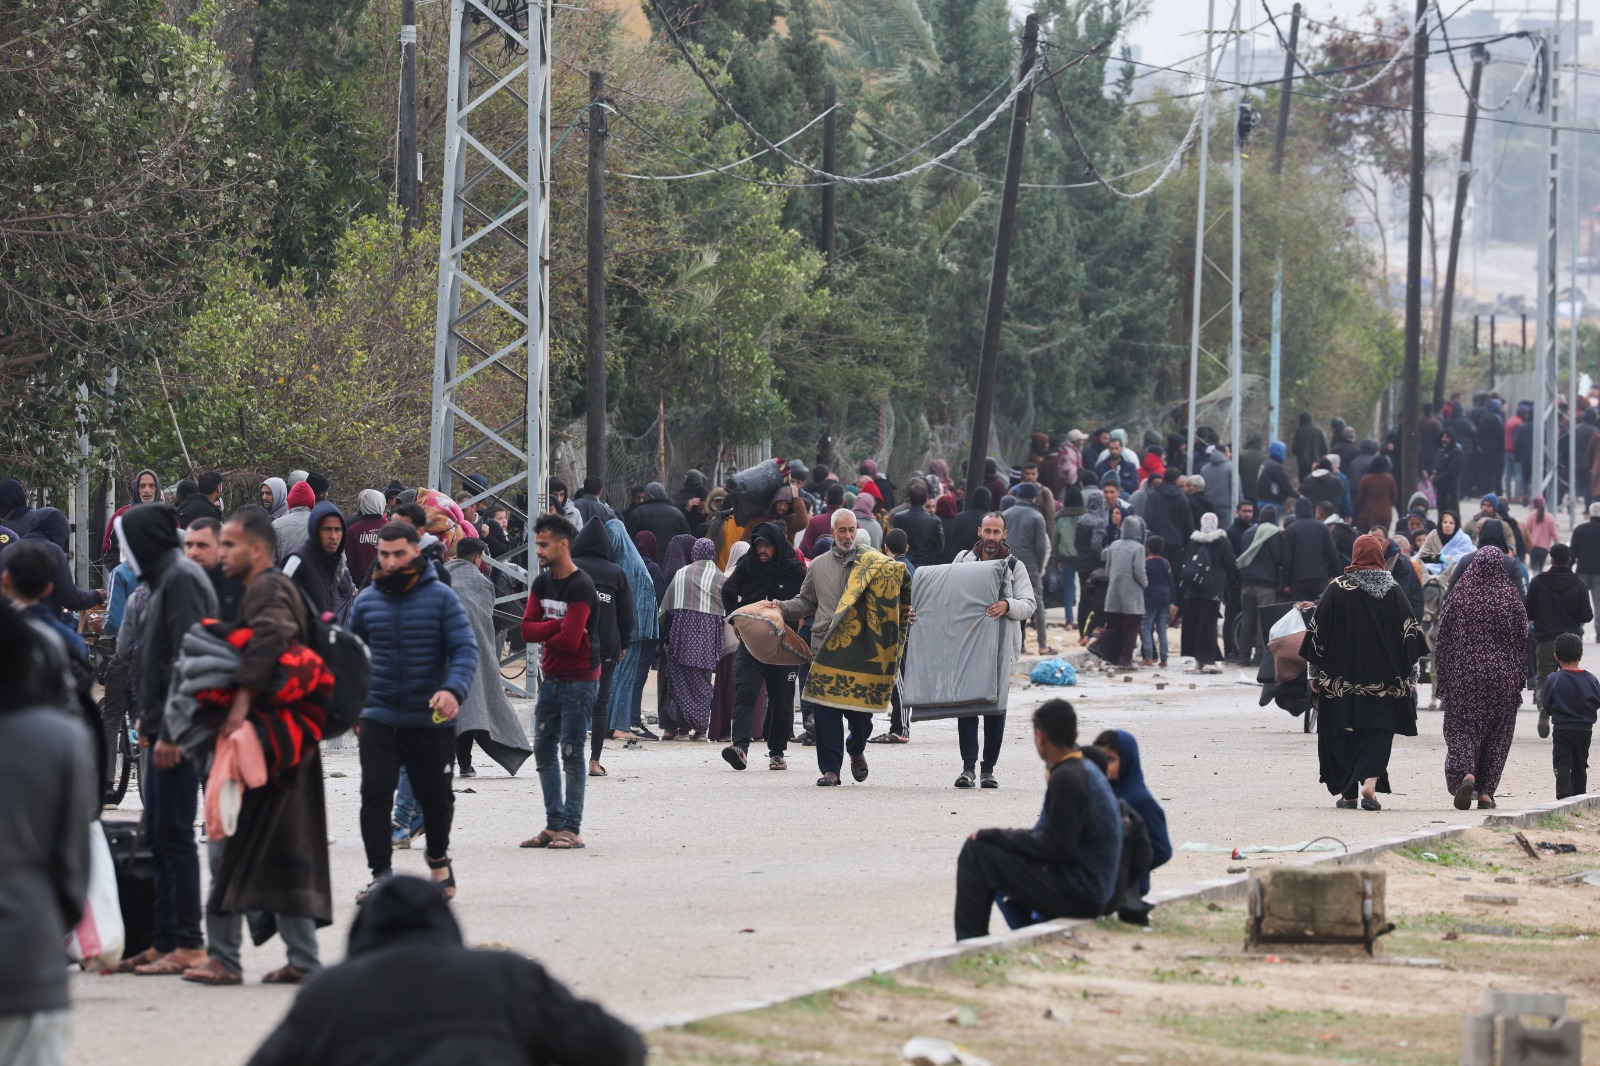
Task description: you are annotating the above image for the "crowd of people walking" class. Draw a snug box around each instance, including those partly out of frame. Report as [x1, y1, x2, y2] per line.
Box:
[4, 389, 1599, 1061]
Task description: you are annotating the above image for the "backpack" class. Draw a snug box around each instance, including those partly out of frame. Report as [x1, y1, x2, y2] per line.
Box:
[1179, 543, 1213, 591]
[1108, 800, 1156, 925]
[303, 615, 371, 739]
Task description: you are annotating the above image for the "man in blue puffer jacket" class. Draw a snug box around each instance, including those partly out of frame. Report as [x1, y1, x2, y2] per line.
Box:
[348, 520, 478, 905]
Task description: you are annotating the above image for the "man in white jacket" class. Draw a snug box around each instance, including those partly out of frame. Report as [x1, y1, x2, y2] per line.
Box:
[950, 513, 1035, 789]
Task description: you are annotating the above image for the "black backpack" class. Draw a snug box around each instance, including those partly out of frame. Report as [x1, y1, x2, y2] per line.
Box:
[1108, 800, 1156, 926]
[305, 616, 371, 739]
[1179, 542, 1213, 591]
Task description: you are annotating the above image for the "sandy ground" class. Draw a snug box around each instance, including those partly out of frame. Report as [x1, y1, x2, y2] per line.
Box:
[651, 820, 1600, 1064]
[69, 620, 1579, 1065]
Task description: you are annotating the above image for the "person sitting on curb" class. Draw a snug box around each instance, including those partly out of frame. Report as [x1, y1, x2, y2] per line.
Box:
[953, 699, 1122, 940]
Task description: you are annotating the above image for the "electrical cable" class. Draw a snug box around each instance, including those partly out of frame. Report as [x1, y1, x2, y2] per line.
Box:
[1262, 0, 1434, 96]
[1434, 10, 1541, 113]
[610, 105, 837, 186]
[641, 0, 1052, 187]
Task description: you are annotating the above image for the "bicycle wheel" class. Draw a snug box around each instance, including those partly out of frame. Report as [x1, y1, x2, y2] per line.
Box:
[101, 695, 132, 806]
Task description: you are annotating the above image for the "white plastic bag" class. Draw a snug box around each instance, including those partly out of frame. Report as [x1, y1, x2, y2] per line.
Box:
[64, 822, 124, 972]
[1267, 606, 1307, 643]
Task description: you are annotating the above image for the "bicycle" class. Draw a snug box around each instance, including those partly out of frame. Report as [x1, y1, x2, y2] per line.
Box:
[85, 626, 137, 807]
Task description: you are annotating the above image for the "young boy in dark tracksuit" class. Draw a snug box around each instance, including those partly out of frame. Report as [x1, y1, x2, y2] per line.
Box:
[1540, 632, 1599, 799]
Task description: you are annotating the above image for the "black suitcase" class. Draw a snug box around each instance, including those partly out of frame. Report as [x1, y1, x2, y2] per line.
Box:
[102, 819, 155, 958]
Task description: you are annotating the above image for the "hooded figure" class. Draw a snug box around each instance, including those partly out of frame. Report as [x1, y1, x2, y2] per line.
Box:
[20, 507, 100, 617]
[1291, 413, 1329, 482]
[571, 518, 633, 771]
[282, 500, 356, 624]
[1092, 515, 1149, 667]
[657, 538, 724, 738]
[945, 486, 992, 564]
[245, 876, 646, 1066]
[605, 519, 661, 736]
[850, 492, 884, 549]
[1100, 730, 1171, 893]
[443, 551, 533, 777]
[261, 477, 289, 521]
[273, 481, 317, 561]
[624, 481, 691, 548]
[0, 477, 34, 536]
[345, 489, 390, 585]
[99, 468, 164, 560]
[717, 522, 808, 765]
[1443, 517, 1527, 602]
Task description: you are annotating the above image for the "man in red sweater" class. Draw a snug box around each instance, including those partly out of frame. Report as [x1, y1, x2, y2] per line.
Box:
[518, 514, 601, 850]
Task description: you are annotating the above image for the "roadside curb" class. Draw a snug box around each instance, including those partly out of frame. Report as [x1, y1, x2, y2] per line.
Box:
[640, 791, 1600, 1032]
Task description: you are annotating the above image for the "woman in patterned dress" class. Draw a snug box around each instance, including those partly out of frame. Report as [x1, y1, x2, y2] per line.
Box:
[657, 538, 725, 739]
[1300, 533, 1428, 810]
[1433, 544, 1529, 810]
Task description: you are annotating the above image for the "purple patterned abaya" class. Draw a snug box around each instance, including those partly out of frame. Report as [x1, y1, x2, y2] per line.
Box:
[1433, 546, 1528, 797]
[659, 538, 723, 736]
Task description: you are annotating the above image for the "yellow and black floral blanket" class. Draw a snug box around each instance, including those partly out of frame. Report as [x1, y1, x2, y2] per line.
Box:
[803, 550, 911, 712]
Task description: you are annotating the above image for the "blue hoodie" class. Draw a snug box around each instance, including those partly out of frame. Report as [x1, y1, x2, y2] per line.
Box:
[1109, 730, 1171, 893]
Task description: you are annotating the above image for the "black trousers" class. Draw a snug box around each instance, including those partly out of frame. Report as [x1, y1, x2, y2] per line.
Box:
[360, 722, 455, 876]
[811, 705, 872, 776]
[957, 713, 1006, 772]
[731, 646, 797, 754]
[1554, 728, 1592, 799]
[954, 837, 1102, 940]
[888, 677, 908, 736]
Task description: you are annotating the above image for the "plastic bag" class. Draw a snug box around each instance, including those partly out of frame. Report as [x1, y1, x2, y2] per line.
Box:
[1267, 607, 1306, 643]
[1029, 658, 1077, 686]
[65, 821, 125, 972]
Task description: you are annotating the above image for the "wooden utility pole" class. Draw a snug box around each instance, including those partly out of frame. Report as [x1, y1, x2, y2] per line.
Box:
[398, 0, 420, 237]
[816, 84, 837, 468]
[1400, 0, 1428, 497]
[1432, 48, 1485, 413]
[585, 71, 608, 483]
[964, 14, 1039, 499]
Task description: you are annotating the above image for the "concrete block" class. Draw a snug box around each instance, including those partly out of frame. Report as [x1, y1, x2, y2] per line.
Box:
[1483, 991, 1566, 1021]
[1501, 1017, 1582, 1065]
[1248, 866, 1386, 949]
[1461, 1013, 1495, 1066]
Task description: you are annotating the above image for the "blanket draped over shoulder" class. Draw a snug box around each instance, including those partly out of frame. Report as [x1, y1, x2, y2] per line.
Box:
[803, 551, 911, 712]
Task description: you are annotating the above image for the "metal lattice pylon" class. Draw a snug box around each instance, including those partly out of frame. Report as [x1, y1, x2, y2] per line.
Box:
[430, 0, 551, 694]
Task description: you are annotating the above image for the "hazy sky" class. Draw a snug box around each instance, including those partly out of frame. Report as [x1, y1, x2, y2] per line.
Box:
[1014, 0, 1444, 72]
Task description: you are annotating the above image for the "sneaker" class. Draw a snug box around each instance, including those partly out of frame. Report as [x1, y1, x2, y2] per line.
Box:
[628, 724, 660, 741]
[391, 823, 411, 850]
[458, 768, 476, 779]
[955, 771, 976, 789]
[721, 744, 748, 770]
[980, 772, 999, 789]
[769, 754, 787, 770]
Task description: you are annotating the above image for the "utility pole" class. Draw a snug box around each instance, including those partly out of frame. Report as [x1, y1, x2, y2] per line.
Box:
[1432, 48, 1485, 413]
[1534, 20, 1562, 508]
[1187, 0, 1219, 476]
[398, 0, 420, 237]
[816, 84, 837, 469]
[964, 14, 1039, 499]
[1399, 0, 1428, 499]
[1570, 0, 1582, 528]
[585, 71, 608, 483]
[1228, 2, 1244, 511]
[1267, 2, 1300, 449]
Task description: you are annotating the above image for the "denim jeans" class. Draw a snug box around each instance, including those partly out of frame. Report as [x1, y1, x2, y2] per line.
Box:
[1140, 605, 1169, 663]
[534, 678, 598, 834]
[392, 766, 420, 828]
[142, 750, 202, 952]
[1056, 558, 1077, 624]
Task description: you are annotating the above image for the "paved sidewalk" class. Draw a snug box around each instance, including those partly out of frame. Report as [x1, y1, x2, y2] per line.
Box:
[70, 658, 1564, 1065]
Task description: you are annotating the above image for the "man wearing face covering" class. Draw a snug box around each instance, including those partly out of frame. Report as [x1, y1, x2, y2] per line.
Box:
[245, 876, 645, 1066]
[112, 502, 219, 975]
[720, 522, 807, 771]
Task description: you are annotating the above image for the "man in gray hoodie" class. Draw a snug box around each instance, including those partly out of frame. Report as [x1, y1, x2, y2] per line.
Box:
[1202, 445, 1236, 513]
[1004, 484, 1052, 653]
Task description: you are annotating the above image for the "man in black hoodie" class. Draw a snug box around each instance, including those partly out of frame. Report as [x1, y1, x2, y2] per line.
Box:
[891, 482, 945, 567]
[1280, 497, 1341, 600]
[174, 471, 224, 528]
[623, 481, 690, 548]
[944, 487, 991, 565]
[571, 517, 632, 777]
[112, 502, 218, 976]
[720, 522, 807, 770]
[1528, 543, 1595, 739]
[247, 876, 645, 1066]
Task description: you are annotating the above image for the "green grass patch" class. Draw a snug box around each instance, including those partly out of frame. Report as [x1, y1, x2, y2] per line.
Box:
[950, 950, 1017, 986]
[1537, 813, 1574, 832]
[1396, 840, 1505, 872]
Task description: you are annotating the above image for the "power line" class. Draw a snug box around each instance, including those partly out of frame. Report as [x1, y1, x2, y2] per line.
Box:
[611, 104, 837, 183]
[1434, 9, 1542, 113]
[641, 0, 1052, 187]
[1261, 0, 1434, 96]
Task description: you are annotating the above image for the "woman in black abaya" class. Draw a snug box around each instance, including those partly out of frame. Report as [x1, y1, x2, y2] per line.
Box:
[1299, 533, 1427, 811]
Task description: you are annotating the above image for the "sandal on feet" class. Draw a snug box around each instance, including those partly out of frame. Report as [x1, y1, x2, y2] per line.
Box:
[356, 874, 392, 904]
[1336, 796, 1358, 809]
[261, 965, 308, 985]
[868, 732, 909, 744]
[181, 959, 242, 986]
[1477, 796, 1496, 810]
[769, 754, 787, 770]
[136, 952, 201, 976]
[588, 764, 608, 777]
[519, 830, 557, 849]
[548, 831, 585, 849]
[115, 947, 163, 974]
[721, 744, 748, 770]
[1453, 777, 1475, 811]
[426, 853, 457, 899]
